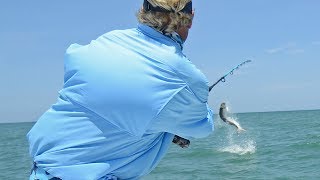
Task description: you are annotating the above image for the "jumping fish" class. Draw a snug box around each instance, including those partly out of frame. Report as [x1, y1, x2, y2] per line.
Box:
[173, 103, 245, 148]
[219, 103, 245, 132]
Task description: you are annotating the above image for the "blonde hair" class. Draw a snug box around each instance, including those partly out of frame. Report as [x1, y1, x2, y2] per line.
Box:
[137, 0, 193, 35]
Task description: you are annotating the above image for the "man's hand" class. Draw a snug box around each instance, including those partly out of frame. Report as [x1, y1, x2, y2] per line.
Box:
[172, 135, 190, 148]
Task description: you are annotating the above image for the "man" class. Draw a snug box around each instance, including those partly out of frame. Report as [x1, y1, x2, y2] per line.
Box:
[28, 0, 214, 179]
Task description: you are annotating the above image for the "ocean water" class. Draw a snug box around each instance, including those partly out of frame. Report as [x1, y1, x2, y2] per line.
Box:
[1, 110, 319, 179]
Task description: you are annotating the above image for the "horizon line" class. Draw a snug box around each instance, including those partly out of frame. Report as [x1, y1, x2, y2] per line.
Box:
[1, 108, 319, 124]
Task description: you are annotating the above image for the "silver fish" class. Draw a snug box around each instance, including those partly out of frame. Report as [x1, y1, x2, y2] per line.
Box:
[219, 103, 245, 131]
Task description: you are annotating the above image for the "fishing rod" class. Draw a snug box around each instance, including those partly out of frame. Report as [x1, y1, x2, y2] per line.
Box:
[209, 60, 252, 92]
[173, 59, 252, 148]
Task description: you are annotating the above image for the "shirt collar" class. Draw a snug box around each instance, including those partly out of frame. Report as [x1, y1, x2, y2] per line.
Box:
[137, 23, 184, 51]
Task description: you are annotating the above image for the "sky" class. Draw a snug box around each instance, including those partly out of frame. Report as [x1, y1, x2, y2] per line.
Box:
[1, 0, 320, 123]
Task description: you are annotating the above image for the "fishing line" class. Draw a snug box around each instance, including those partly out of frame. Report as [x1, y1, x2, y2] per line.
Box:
[173, 59, 252, 148]
[209, 60, 252, 92]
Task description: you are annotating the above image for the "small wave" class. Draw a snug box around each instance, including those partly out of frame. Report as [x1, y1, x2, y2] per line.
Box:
[219, 140, 256, 155]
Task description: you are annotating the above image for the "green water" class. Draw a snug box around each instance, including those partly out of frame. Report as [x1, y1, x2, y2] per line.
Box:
[1, 110, 319, 179]
[0, 122, 33, 179]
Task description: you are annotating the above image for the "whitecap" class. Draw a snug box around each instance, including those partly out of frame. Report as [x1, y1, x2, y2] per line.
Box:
[219, 140, 256, 155]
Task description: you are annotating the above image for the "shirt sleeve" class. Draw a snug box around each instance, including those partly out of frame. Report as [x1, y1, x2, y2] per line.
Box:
[146, 87, 214, 139]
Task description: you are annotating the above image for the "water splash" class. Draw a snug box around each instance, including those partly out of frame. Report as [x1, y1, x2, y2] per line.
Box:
[227, 117, 246, 132]
[219, 139, 256, 155]
[216, 104, 256, 155]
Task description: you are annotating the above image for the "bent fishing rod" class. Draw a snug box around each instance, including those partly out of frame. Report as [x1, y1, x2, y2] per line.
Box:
[173, 59, 252, 148]
[209, 59, 252, 92]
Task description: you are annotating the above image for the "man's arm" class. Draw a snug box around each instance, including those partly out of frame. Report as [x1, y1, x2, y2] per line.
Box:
[146, 87, 214, 139]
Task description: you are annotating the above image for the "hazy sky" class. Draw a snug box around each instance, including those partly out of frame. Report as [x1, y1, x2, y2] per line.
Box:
[1, 0, 320, 123]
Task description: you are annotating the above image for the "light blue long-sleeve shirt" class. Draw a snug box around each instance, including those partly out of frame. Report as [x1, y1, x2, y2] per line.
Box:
[27, 24, 214, 180]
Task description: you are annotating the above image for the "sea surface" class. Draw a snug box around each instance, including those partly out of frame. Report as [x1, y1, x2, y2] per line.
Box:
[1, 110, 319, 179]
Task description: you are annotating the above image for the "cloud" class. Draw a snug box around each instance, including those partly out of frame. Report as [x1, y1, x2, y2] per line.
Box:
[288, 49, 305, 54]
[265, 42, 304, 55]
[265, 47, 286, 54]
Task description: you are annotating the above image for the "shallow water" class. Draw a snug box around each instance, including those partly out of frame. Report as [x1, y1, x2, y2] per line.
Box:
[144, 110, 320, 179]
[1, 110, 319, 179]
